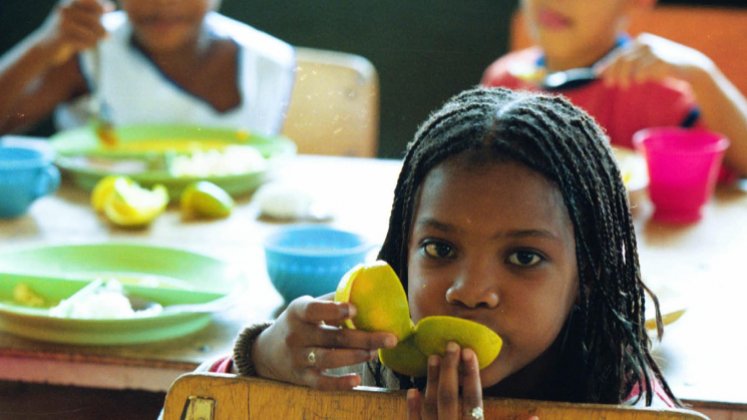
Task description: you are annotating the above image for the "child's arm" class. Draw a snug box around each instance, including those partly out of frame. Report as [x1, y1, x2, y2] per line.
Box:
[597, 33, 747, 176]
[243, 296, 397, 390]
[0, 0, 111, 133]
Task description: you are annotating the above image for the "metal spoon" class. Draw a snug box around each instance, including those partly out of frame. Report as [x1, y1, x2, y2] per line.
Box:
[541, 67, 597, 91]
[90, 45, 118, 147]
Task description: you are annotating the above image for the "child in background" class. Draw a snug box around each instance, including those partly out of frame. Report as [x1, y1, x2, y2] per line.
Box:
[203, 87, 678, 417]
[0, 0, 294, 136]
[482, 0, 747, 178]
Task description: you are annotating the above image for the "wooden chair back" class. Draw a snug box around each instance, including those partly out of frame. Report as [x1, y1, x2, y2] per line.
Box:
[281, 47, 380, 157]
[510, 5, 747, 95]
[162, 373, 709, 419]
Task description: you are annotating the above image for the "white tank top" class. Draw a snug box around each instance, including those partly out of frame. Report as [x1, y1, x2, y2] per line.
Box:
[55, 11, 295, 136]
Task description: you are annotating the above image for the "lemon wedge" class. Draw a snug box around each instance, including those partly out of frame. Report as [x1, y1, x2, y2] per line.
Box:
[91, 175, 119, 212]
[92, 176, 168, 227]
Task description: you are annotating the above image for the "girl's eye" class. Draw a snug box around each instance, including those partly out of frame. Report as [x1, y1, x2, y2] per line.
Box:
[422, 240, 456, 259]
[507, 250, 543, 267]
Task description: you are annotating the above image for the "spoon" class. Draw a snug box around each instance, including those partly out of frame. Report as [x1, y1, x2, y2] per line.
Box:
[126, 293, 237, 315]
[541, 67, 597, 91]
[90, 45, 118, 147]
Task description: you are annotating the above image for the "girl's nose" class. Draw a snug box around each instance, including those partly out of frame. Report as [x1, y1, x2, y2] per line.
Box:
[445, 264, 499, 309]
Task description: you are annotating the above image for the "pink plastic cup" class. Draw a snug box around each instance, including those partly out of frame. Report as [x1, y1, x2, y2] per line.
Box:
[633, 127, 729, 224]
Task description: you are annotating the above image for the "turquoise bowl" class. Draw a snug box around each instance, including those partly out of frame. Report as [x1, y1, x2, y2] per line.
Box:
[264, 225, 372, 302]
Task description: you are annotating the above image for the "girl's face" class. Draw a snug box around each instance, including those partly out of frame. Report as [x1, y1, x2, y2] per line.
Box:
[407, 157, 579, 388]
[520, 0, 635, 70]
[119, 0, 219, 52]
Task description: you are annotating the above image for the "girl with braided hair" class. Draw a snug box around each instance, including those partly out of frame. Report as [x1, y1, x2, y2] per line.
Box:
[217, 86, 678, 418]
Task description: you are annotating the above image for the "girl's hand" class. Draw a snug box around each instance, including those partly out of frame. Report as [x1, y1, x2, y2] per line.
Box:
[595, 33, 714, 89]
[251, 295, 398, 390]
[37, 0, 114, 65]
[407, 342, 484, 420]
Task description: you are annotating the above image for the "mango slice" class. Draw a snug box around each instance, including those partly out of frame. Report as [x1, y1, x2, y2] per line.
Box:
[334, 261, 503, 377]
[378, 335, 428, 377]
[414, 316, 502, 371]
[335, 261, 413, 341]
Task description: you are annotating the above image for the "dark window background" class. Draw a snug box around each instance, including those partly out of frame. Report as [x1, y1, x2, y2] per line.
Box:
[1, 0, 743, 157]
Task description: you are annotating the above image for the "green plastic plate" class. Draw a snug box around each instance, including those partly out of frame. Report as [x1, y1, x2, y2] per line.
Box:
[50, 124, 297, 198]
[0, 243, 245, 345]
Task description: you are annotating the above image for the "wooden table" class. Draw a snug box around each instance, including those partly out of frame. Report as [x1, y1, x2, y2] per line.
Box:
[1, 139, 745, 419]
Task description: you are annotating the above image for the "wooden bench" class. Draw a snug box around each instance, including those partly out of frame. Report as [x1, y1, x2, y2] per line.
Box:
[162, 372, 709, 419]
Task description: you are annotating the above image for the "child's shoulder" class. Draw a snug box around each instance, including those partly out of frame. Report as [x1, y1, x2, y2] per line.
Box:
[482, 47, 543, 88]
[205, 12, 294, 67]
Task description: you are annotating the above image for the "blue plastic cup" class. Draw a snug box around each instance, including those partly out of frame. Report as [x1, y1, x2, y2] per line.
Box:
[0, 146, 61, 218]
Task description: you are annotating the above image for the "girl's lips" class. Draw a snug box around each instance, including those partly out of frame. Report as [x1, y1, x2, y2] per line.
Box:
[537, 8, 572, 30]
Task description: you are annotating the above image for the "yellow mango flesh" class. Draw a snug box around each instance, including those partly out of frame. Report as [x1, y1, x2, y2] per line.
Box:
[414, 316, 503, 370]
[334, 261, 413, 341]
[378, 335, 428, 377]
[335, 261, 503, 377]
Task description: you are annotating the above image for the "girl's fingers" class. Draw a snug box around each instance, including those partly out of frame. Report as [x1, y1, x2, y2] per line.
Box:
[437, 341, 461, 419]
[407, 388, 422, 420]
[461, 348, 483, 420]
[422, 354, 440, 417]
[287, 297, 397, 350]
[415, 344, 486, 419]
[291, 297, 356, 325]
[314, 324, 397, 351]
[293, 346, 377, 371]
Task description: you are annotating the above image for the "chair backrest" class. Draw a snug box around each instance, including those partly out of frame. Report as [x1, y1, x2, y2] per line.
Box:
[510, 5, 747, 95]
[281, 47, 380, 157]
[162, 373, 708, 420]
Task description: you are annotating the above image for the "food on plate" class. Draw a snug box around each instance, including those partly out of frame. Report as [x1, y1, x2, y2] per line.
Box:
[92, 175, 168, 227]
[48, 279, 162, 319]
[12, 283, 46, 307]
[180, 181, 234, 219]
[167, 145, 266, 178]
[334, 261, 503, 377]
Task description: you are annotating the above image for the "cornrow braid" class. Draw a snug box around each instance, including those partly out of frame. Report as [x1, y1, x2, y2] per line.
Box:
[375, 86, 678, 406]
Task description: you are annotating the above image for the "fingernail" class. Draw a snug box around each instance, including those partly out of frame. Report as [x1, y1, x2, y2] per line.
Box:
[342, 303, 355, 318]
[446, 341, 459, 354]
[429, 354, 439, 367]
[462, 348, 473, 362]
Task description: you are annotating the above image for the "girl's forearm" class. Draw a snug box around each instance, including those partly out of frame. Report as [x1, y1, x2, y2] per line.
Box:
[0, 32, 62, 132]
[687, 65, 747, 176]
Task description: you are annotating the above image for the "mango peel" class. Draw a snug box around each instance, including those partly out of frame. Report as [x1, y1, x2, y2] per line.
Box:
[334, 261, 503, 377]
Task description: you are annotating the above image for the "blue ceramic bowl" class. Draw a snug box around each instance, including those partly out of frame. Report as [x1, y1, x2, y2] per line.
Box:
[264, 225, 373, 302]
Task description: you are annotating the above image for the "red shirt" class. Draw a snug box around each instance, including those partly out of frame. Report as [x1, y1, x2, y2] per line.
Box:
[481, 47, 701, 150]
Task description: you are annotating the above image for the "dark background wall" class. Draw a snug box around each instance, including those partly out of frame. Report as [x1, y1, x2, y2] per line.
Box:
[1, 0, 743, 158]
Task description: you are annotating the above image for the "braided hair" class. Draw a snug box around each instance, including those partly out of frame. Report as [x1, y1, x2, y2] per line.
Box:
[374, 86, 677, 405]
